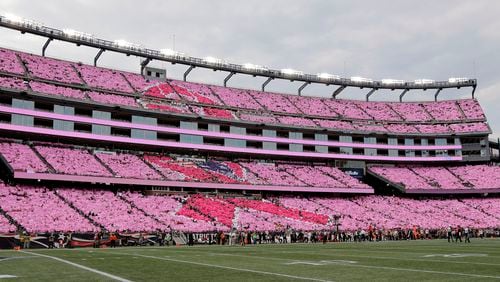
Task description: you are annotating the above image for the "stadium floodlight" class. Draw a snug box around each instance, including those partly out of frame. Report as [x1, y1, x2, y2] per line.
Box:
[243, 63, 267, 71]
[281, 68, 303, 76]
[317, 73, 340, 80]
[382, 79, 405, 85]
[63, 29, 94, 39]
[113, 39, 142, 50]
[114, 39, 132, 48]
[2, 13, 43, 27]
[351, 76, 373, 83]
[160, 48, 178, 57]
[243, 63, 257, 70]
[203, 56, 225, 65]
[204, 56, 218, 63]
[3, 13, 23, 24]
[414, 79, 435, 85]
[448, 77, 468, 83]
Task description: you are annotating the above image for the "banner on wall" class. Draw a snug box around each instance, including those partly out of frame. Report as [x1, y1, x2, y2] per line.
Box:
[339, 168, 364, 180]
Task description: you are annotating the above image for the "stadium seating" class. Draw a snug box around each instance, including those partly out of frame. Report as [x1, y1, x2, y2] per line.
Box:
[448, 122, 490, 133]
[0, 39, 498, 246]
[0, 76, 27, 90]
[210, 85, 263, 110]
[389, 102, 433, 122]
[189, 105, 238, 120]
[35, 145, 112, 177]
[74, 64, 134, 93]
[463, 198, 500, 217]
[240, 162, 305, 186]
[359, 101, 401, 121]
[4, 140, 496, 192]
[353, 123, 388, 133]
[0, 182, 499, 233]
[143, 82, 181, 100]
[143, 156, 241, 184]
[277, 116, 317, 127]
[414, 124, 451, 134]
[0, 183, 97, 232]
[95, 152, 163, 179]
[248, 90, 302, 114]
[384, 123, 420, 134]
[87, 91, 138, 107]
[0, 142, 49, 173]
[319, 166, 371, 189]
[169, 80, 223, 105]
[323, 99, 372, 120]
[286, 95, 338, 117]
[143, 155, 219, 182]
[30, 81, 86, 100]
[121, 72, 156, 92]
[230, 198, 328, 225]
[0, 49, 489, 127]
[57, 189, 164, 232]
[0, 214, 16, 233]
[238, 113, 278, 124]
[448, 165, 500, 189]
[183, 195, 235, 227]
[369, 166, 436, 189]
[313, 119, 356, 131]
[19, 53, 82, 84]
[122, 192, 223, 232]
[237, 208, 325, 231]
[369, 165, 500, 191]
[0, 48, 25, 75]
[142, 101, 193, 114]
[457, 99, 485, 120]
[423, 100, 464, 121]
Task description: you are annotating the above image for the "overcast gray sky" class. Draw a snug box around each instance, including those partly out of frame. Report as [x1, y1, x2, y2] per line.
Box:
[1, 0, 499, 139]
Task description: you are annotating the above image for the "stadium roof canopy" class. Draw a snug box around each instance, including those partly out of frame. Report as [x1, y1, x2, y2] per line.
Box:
[0, 14, 477, 101]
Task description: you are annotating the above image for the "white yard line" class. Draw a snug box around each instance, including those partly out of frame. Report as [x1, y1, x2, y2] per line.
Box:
[276, 250, 500, 267]
[157, 250, 500, 279]
[207, 252, 500, 279]
[20, 251, 133, 282]
[112, 251, 334, 282]
[0, 256, 38, 262]
[347, 264, 500, 279]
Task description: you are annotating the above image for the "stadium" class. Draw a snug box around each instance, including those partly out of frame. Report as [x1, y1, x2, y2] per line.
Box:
[0, 2, 499, 281]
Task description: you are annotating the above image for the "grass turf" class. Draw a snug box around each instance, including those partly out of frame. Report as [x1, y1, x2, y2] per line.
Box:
[1, 239, 499, 281]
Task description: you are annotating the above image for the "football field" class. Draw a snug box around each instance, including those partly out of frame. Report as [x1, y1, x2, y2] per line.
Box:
[1, 239, 499, 281]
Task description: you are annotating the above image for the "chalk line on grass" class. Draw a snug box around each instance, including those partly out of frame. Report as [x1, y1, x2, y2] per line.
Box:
[113, 251, 334, 282]
[21, 251, 133, 282]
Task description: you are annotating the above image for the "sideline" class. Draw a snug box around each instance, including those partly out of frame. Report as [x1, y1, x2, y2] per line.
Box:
[20, 251, 133, 282]
[121, 249, 500, 279]
[112, 251, 334, 282]
[205, 251, 500, 279]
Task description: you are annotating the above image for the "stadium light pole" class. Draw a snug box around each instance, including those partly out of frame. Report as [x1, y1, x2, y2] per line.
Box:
[94, 49, 105, 67]
[224, 72, 236, 87]
[183, 65, 195, 82]
[42, 38, 53, 56]
[365, 89, 378, 102]
[332, 86, 346, 99]
[298, 82, 310, 96]
[399, 89, 409, 102]
[262, 77, 273, 92]
[140, 58, 153, 75]
[434, 88, 442, 102]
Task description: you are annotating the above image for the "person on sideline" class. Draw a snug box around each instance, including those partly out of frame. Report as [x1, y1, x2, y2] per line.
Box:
[464, 227, 471, 243]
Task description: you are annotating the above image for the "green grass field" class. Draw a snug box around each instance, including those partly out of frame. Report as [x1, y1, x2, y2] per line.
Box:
[1, 239, 500, 281]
